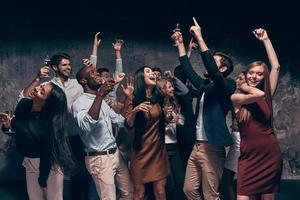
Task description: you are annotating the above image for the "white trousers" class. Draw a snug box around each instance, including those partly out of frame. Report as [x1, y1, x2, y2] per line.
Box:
[22, 157, 64, 200]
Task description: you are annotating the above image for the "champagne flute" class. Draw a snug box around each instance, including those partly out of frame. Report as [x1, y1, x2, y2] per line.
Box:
[174, 23, 180, 32]
[172, 23, 181, 46]
[113, 38, 124, 45]
[3, 110, 15, 135]
[164, 103, 174, 123]
[43, 55, 51, 78]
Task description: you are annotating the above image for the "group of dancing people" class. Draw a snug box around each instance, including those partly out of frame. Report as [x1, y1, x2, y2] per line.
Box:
[0, 17, 282, 200]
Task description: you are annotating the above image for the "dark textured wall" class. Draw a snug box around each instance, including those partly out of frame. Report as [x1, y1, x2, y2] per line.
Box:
[1, 0, 300, 180]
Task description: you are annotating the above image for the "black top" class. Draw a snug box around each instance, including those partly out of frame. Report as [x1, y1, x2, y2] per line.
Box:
[179, 50, 236, 147]
[11, 98, 52, 188]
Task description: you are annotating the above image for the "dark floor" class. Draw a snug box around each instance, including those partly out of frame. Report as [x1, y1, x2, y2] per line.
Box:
[0, 180, 299, 200]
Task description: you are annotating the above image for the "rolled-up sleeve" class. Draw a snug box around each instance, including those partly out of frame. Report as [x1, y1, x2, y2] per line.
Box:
[115, 58, 123, 72]
[90, 55, 97, 67]
[72, 101, 103, 133]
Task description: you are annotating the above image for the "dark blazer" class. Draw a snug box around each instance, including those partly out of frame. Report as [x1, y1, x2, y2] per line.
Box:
[176, 91, 197, 165]
[179, 50, 236, 147]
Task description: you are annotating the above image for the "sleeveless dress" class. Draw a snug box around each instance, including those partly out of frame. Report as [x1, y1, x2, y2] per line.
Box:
[130, 103, 170, 184]
[236, 99, 282, 195]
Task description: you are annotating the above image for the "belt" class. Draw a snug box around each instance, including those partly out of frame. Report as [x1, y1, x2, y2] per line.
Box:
[86, 147, 117, 156]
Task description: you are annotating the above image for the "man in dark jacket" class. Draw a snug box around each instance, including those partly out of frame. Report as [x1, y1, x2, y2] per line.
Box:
[171, 17, 236, 200]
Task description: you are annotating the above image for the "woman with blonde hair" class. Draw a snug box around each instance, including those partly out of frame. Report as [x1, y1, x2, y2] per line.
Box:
[156, 77, 186, 200]
[231, 28, 282, 200]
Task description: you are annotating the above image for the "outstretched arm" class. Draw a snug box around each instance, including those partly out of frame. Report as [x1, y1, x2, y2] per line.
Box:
[107, 40, 125, 100]
[90, 32, 101, 67]
[253, 28, 280, 97]
[113, 39, 123, 70]
[187, 38, 198, 58]
[22, 66, 50, 98]
[189, 17, 236, 96]
[88, 82, 114, 120]
[190, 17, 208, 53]
[171, 30, 205, 89]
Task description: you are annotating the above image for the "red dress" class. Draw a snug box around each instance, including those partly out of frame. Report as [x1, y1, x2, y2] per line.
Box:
[236, 100, 282, 195]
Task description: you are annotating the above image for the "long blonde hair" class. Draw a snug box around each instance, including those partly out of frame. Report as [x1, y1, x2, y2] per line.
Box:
[237, 61, 273, 124]
[156, 78, 180, 114]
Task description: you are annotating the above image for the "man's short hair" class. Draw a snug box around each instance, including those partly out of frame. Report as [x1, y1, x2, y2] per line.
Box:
[213, 51, 234, 77]
[76, 66, 87, 85]
[50, 53, 70, 67]
[152, 67, 162, 74]
[97, 67, 109, 75]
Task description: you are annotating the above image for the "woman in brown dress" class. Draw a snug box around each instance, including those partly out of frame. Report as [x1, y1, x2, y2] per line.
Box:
[231, 28, 282, 200]
[125, 66, 169, 200]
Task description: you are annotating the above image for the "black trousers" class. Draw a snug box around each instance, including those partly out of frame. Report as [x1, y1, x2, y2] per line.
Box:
[166, 143, 186, 200]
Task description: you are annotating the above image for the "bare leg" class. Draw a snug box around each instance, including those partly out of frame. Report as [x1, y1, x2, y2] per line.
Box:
[133, 184, 145, 200]
[153, 178, 167, 200]
[237, 195, 250, 200]
[261, 193, 275, 200]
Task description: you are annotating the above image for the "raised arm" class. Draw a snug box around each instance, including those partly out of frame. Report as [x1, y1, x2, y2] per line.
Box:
[187, 38, 198, 58]
[119, 76, 134, 117]
[189, 17, 219, 79]
[253, 28, 280, 97]
[190, 17, 208, 52]
[88, 82, 114, 120]
[189, 17, 236, 96]
[171, 30, 205, 89]
[113, 39, 124, 72]
[22, 66, 50, 98]
[107, 39, 125, 100]
[89, 32, 101, 67]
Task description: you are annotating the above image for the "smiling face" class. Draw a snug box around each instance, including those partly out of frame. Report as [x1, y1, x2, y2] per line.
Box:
[165, 81, 174, 97]
[54, 58, 71, 80]
[85, 67, 103, 90]
[100, 71, 111, 82]
[246, 65, 264, 87]
[144, 67, 156, 86]
[30, 83, 53, 103]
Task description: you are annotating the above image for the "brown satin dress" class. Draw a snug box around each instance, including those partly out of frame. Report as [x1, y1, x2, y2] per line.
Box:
[237, 100, 282, 195]
[130, 103, 170, 184]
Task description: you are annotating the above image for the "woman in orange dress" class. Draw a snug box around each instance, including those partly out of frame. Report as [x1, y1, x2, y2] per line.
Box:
[125, 66, 169, 200]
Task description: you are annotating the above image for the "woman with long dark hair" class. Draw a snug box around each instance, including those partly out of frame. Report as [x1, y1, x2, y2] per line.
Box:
[125, 66, 169, 200]
[1, 82, 74, 200]
[231, 29, 282, 200]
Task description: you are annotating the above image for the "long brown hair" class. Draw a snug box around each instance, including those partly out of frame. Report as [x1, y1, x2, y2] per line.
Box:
[237, 61, 273, 124]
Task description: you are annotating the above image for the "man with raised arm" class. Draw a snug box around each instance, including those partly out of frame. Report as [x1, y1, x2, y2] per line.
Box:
[72, 65, 133, 200]
[171, 18, 236, 200]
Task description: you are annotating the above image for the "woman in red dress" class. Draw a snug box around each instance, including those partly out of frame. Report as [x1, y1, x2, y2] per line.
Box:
[231, 28, 282, 200]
